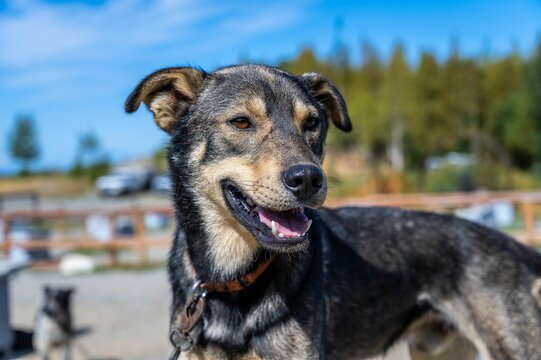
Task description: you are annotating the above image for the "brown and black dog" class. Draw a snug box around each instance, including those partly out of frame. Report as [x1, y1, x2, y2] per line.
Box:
[126, 64, 541, 359]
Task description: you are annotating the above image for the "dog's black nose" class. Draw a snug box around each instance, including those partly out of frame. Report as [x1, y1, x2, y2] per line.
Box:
[282, 164, 324, 200]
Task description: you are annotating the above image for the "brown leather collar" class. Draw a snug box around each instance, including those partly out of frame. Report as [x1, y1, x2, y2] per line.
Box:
[199, 255, 275, 293]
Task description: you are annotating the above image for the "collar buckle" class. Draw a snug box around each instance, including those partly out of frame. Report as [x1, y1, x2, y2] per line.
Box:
[169, 280, 208, 354]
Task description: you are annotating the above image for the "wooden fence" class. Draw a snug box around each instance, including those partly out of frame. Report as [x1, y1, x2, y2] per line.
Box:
[326, 190, 541, 244]
[1, 190, 540, 267]
[1, 207, 173, 267]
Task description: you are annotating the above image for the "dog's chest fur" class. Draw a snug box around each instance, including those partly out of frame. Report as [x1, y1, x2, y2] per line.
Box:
[33, 312, 69, 351]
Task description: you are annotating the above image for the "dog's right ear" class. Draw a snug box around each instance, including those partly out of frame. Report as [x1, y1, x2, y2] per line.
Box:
[125, 67, 206, 133]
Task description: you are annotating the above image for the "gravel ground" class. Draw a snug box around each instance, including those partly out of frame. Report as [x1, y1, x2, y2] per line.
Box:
[10, 269, 171, 360]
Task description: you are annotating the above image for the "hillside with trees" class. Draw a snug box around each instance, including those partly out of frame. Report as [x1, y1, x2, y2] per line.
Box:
[278, 39, 541, 193]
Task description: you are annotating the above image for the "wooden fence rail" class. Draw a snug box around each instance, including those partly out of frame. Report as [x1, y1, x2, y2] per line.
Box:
[1, 190, 540, 267]
[1, 207, 174, 266]
[326, 190, 541, 244]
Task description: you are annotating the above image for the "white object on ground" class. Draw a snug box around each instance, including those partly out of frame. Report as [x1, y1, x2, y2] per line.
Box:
[59, 253, 96, 276]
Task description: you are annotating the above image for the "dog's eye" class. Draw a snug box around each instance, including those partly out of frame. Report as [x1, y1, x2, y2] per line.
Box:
[229, 117, 254, 130]
[304, 117, 320, 131]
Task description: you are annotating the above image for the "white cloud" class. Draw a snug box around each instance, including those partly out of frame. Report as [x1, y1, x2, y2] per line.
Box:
[0, 0, 308, 99]
[219, 4, 302, 34]
[0, 0, 222, 68]
[0, 0, 305, 68]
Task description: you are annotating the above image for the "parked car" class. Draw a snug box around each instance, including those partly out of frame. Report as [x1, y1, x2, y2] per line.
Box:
[96, 166, 154, 196]
[96, 172, 138, 196]
[151, 172, 172, 194]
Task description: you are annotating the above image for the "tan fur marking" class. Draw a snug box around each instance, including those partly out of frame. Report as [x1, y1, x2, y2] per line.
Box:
[404, 314, 457, 355]
[173, 75, 197, 99]
[195, 157, 261, 276]
[245, 97, 267, 119]
[438, 298, 494, 360]
[180, 348, 261, 360]
[293, 99, 318, 128]
[182, 250, 196, 279]
[189, 142, 207, 166]
[197, 156, 298, 211]
[179, 346, 225, 359]
[531, 278, 541, 307]
[148, 92, 178, 132]
[261, 319, 314, 359]
[197, 196, 259, 276]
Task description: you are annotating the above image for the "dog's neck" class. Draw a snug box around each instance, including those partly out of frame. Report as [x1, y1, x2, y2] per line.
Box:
[174, 191, 263, 282]
[183, 227, 264, 282]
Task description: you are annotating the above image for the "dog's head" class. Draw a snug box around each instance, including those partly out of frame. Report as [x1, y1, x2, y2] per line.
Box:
[42, 285, 74, 318]
[126, 65, 350, 257]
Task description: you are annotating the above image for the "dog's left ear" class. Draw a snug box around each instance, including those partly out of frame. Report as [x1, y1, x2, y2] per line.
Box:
[300, 73, 352, 132]
[125, 67, 206, 133]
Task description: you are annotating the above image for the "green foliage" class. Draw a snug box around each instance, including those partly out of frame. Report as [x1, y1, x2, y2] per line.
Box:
[8, 115, 40, 175]
[153, 146, 168, 172]
[69, 131, 110, 180]
[407, 52, 447, 170]
[85, 157, 111, 181]
[278, 38, 541, 191]
[424, 164, 541, 193]
[523, 41, 541, 164]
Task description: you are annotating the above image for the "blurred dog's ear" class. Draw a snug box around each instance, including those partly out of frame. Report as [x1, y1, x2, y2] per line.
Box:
[125, 67, 206, 133]
[300, 73, 351, 132]
[65, 287, 76, 295]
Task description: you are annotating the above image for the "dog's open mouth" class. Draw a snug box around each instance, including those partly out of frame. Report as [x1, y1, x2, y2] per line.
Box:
[223, 182, 312, 249]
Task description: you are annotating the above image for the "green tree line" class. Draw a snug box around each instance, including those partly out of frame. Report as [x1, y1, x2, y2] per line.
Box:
[279, 40, 541, 188]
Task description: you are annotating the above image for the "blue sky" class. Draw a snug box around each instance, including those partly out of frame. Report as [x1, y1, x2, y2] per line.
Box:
[1, 0, 540, 173]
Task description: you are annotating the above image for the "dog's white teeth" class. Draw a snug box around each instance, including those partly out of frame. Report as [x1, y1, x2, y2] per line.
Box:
[271, 221, 278, 235]
[246, 197, 255, 207]
[306, 219, 313, 231]
[278, 233, 284, 238]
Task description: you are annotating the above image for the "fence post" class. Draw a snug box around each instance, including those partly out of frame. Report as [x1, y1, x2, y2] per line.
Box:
[134, 209, 147, 264]
[108, 214, 118, 266]
[522, 201, 535, 246]
[2, 215, 10, 257]
[55, 210, 66, 241]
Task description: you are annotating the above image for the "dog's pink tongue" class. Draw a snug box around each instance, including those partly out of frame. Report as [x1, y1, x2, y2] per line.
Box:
[257, 207, 310, 237]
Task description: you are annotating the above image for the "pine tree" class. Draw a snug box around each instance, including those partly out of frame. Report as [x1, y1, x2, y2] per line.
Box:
[8, 116, 40, 175]
[384, 43, 413, 171]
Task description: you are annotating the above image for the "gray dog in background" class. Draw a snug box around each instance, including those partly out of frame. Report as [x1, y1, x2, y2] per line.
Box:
[34, 286, 74, 360]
